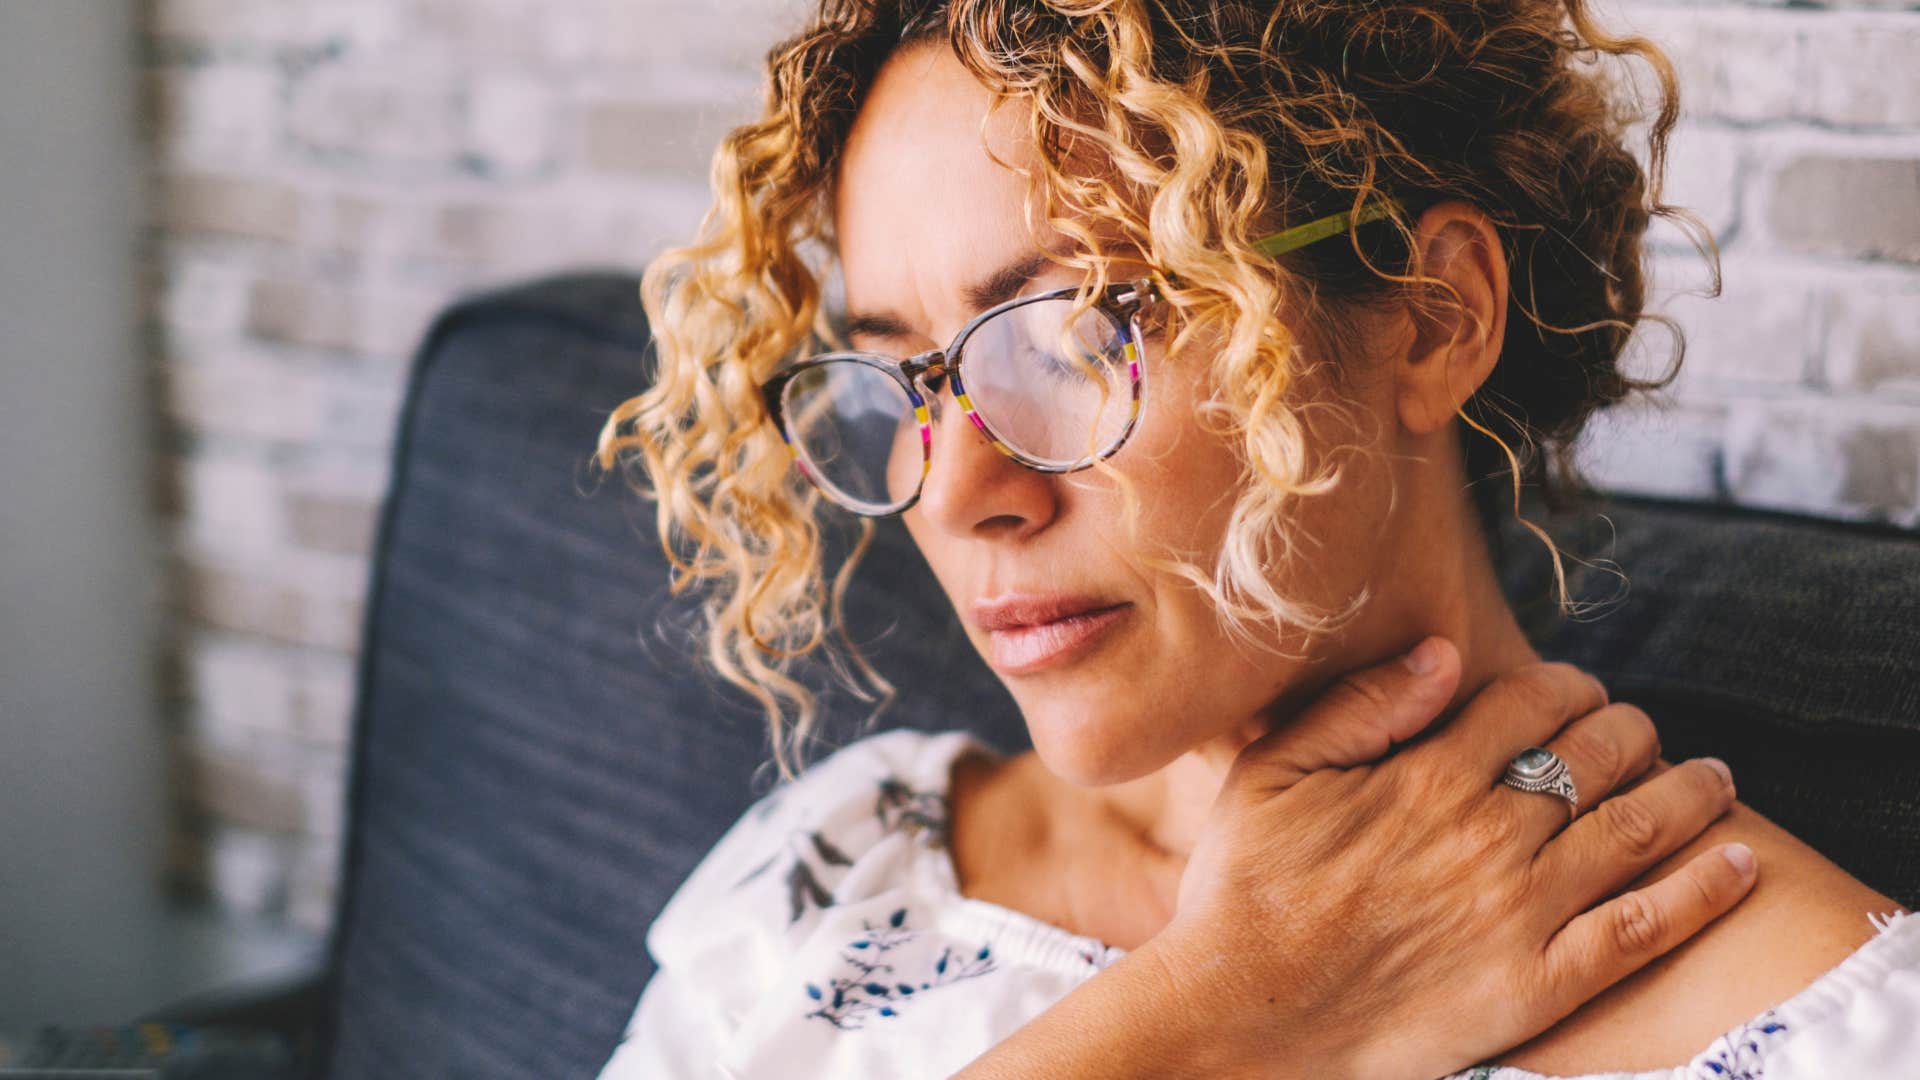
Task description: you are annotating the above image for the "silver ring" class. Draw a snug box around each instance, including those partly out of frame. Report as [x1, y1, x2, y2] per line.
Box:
[1502, 746, 1579, 820]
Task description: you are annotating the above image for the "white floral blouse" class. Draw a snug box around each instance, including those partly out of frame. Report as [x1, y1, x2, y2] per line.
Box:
[597, 728, 1920, 1079]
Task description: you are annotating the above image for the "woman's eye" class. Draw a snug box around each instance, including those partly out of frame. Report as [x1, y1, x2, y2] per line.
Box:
[1029, 344, 1111, 382]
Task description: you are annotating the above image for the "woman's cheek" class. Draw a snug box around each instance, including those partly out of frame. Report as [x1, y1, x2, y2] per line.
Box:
[885, 411, 923, 504]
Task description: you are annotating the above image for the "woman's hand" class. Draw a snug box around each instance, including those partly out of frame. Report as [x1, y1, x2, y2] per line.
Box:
[1156, 635, 1753, 1079]
[954, 636, 1752, 1080]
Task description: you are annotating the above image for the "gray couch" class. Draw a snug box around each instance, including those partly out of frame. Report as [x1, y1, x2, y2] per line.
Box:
[195, 273, 1920, 1078]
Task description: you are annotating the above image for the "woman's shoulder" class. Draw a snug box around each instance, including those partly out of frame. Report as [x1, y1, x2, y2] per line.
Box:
[1453, 906, 1920, 1080]
[1472, 800, 1916, 1078]
[1759, 907, 1920, 1074]
[644, 726, 991, 969]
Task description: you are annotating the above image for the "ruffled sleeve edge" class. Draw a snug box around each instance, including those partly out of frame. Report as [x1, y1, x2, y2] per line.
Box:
[643, 727, 984, 970]
[1765, 905, 1919, 1033]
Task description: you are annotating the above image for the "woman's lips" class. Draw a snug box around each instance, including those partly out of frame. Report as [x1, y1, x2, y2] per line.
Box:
[980, 602, 1131, 675]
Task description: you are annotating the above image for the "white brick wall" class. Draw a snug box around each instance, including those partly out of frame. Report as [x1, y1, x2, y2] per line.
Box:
[144, 0, 1920, 934]
[144, 0, 801, 931]
[1581, 2, 1920, 524]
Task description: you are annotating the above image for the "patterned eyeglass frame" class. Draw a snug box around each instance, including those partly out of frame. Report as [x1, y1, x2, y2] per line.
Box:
[760, 197, 1404, 517]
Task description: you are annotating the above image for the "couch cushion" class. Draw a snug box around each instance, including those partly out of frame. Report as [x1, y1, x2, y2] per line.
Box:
[1497, 499, 1920, 906]
[319, 272, 1919, 1080]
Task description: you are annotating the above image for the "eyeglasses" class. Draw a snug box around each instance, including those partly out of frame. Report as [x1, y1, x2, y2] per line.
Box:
[760, 198, 1402, 517]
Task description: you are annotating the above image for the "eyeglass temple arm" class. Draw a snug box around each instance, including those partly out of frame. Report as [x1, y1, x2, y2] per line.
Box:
[1252, 196, 1405, 257]
[1118, 196, 1404, 308]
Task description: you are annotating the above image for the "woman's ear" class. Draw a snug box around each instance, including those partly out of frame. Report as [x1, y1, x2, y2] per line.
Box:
[1394, 201, 1509, 437]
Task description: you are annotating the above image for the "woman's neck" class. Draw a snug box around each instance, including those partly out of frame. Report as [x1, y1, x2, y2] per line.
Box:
[1099, 493, 1545, 866]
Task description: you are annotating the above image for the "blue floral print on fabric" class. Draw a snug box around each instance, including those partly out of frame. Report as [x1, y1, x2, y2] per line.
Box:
[1460, 1009, 1787, 1080]
[804, 906, 998, 1029]
[876, 776, 949, 840]
[1691, 1009, 1787, 1078]
[731, 771, 953, 924]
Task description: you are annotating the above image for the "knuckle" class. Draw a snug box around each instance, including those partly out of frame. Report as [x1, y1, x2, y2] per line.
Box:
[1465, 799, 1525, 854]
[1501, 664, 1570, 716]
[1413, 748, 1482, 812]
[1331, 671, 1395, 717]
[1615, 703, 1657, 748]
[1610, 892, 1668, 955]
[1627, 707, 1661, 768]
[1538, 660, 1590, 689]
[1561, 723, 1622, 785]
[1598, 795, 1664, 859]
[1685, 862, 1724, 912]
[1385, 756, 1444, 811]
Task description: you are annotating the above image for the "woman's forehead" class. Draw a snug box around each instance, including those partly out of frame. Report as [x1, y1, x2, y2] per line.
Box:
[832, 43, 1052, 334]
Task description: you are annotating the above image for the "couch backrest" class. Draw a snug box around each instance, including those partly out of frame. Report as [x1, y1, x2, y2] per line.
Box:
[317, 273, 1920, 1080]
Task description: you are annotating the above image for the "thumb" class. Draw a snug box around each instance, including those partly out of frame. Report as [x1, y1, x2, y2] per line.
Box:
[1230, 635, 1462, 790]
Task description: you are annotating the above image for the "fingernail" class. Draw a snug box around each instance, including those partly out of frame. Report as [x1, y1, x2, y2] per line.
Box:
[1403, 637, 1440, 675]
[1723, 842, 1755, 877]
[1700, 756, 1734, 790]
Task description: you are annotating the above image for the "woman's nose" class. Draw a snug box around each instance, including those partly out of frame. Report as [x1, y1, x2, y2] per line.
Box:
[912, 386, 1059, 540]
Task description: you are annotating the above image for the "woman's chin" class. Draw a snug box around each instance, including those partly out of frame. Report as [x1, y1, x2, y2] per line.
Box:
[1020, 701, 1181, 788]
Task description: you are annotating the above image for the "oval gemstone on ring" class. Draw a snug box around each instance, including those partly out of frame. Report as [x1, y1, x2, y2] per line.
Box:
[1511, 747, 1558, 778]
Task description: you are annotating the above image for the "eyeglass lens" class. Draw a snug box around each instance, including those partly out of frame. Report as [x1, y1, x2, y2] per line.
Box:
[778, 297, 1136, 514]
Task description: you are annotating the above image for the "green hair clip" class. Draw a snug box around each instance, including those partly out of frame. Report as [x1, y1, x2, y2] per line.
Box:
[1252, 197, 1405, 258]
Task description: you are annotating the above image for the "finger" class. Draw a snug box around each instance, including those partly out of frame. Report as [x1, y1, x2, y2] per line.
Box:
[1610, 752, 1680, 796]
[1230, 636, 1463, 789]
[1495, 702, 1661, 837]
[1536, 841, 1757, 1014]
[1412, 660, 1609, 775]
[1535, 756, 1738, 921]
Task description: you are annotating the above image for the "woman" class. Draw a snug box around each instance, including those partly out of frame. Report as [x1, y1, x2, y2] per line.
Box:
[594, 1, 1915, 1076]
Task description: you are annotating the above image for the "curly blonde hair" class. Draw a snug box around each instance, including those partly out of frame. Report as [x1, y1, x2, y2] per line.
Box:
[594, 0, 1715, 779]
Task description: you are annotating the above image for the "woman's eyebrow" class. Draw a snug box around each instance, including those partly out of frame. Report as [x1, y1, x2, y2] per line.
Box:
[842, 248, 1057, 342]
[963, 249, 1054, 312]
[841, 311, 915, 341]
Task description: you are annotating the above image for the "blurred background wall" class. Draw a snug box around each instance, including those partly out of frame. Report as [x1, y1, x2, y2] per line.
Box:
[141, 0, 792, 938]
[10, 0, 1916, 1001]
[2, 0, 162, 1025]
